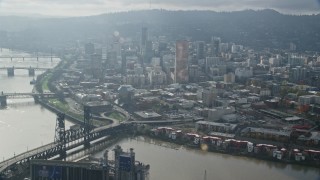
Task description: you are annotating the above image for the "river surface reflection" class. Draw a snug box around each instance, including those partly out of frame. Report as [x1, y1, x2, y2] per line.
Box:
[94, 136, 320, 180]
[0, 49, 72, 160]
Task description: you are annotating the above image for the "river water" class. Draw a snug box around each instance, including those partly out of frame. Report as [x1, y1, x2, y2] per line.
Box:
[94, 136, 320, 180]
[0, 48, 72, 160]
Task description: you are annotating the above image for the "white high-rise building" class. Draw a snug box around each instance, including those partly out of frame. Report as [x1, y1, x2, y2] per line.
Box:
[148, 67, 167, 86]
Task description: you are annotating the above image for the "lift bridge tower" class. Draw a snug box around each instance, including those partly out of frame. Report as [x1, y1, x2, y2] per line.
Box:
[83, 105, 92, 149]
[54, 106, 92, 161]
[54, 113, 66, 160]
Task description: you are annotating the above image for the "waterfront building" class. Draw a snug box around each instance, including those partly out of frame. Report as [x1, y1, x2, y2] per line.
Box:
[30, 146, 149, 180]
[114, 145, 150, 180]
[30, 159, 109, 180]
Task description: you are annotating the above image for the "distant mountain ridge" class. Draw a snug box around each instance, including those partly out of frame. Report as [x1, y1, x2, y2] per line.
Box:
[0, 9, 319, 52]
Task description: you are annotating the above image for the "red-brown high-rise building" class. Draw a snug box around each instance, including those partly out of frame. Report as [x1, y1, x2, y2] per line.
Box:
[175, 40, 189, 83]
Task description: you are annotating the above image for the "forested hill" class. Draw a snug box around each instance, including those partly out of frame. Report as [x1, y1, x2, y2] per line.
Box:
[0, 9, 319, 52]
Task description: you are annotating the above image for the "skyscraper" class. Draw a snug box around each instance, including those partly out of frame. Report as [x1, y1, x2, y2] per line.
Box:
[90, 53, 103, 78]
[196, 41, 205, 60]
[121, 49, 127, 76]
[141, 27, 148, 52]
[144, 40, 153, 63]
[211, 37, 221, 56]
[175, 40, 189, 84]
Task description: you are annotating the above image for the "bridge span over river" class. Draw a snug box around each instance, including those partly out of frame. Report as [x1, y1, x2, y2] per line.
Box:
[0, 112, 132, 176]
[0, 55, 59, 62]
[0, 91, 67, 107]
[0, 66, 52, 76]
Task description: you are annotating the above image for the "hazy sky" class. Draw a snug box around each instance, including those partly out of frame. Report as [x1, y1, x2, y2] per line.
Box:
[0, 0, 319, 17]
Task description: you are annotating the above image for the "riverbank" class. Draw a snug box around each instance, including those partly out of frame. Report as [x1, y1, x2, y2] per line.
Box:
[36, 98, 87, 126]
[0, 49, 71, 160]
[33, 54, 117, 127]
[91, 136, 320, 180]
[136, 128, 320, 169]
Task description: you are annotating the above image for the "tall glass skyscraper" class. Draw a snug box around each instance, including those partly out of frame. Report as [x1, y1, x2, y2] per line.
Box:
[175, 40, 189, 83]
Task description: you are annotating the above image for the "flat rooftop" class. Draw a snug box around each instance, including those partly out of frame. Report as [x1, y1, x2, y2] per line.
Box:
[209, 132, 235, 138]
[196, 121, 237, 129]
[31, 159, 101, 169]
[134, 111, 162, 119]
[243, 127, 291, 137]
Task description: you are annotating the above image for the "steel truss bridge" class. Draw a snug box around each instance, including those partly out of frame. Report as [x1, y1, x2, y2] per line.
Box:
[0, 67, 52, 71]
[0, 112, 132, 176]
[3, 92, 56, 99]
[1, 92, 60, 107]
[0, 56, 58, 60]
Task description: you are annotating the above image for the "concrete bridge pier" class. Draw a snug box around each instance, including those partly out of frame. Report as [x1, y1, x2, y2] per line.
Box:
[28, 68, 35, 76]
[0, 93, 7, 107]
[7, 67, 14, 76]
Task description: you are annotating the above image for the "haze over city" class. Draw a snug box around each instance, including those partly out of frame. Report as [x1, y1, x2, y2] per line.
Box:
[1, 0, 320, 180]
[0, 0, 319, 17]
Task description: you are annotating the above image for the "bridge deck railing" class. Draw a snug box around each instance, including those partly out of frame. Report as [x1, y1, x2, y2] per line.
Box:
[0, 143, 56, 171]
[0, 122, 127, 174]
